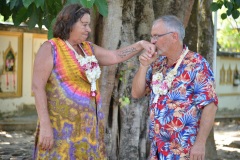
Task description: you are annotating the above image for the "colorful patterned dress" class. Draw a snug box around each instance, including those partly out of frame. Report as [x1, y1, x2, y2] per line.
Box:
[146, 47, 218, 160]
[33, 38, 106, 160]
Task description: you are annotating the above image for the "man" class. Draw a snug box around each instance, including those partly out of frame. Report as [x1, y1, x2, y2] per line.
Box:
[131, 15, 218, 160]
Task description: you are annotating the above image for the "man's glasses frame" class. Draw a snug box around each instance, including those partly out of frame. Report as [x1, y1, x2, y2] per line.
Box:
[150, 32, 173, 41]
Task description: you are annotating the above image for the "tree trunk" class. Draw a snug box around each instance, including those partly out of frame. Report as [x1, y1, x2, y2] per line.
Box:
[184, 0, 198, 50]
[197, 0, 218, 159]
[152, 0, 194, 26]
[117, 1, 154, 159]
[97, 0, 123, 159]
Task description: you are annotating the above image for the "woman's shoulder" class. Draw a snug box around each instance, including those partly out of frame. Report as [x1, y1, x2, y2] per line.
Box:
[40, 41, 52, 50]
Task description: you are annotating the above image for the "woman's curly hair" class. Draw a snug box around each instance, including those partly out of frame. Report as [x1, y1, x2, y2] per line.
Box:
[53, 4, 90, 40]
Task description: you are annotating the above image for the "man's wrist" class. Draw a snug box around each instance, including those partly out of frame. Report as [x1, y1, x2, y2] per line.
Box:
[140, 62, 150, 68]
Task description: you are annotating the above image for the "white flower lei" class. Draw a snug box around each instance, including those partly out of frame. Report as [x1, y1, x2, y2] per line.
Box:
[65, 40, 101, 96]
[152, 47, 189, 103]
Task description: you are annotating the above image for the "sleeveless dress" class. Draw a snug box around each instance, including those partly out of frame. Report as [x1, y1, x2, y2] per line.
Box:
[33, 38, 106, 160]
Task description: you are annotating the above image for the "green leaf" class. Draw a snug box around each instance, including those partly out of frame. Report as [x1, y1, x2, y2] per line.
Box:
[217, 1, 223, 9]
[236, 0, 240, 7]
[226, 1, 233, 10]
[232, 9, 240, 19]
[47, 18, 56, 39]
[0, 0, 11, 21]
[223, 0, 228, 8]
[65, 0, 81, 5]
[9, 0, 19, 10]
[80, 0, 95, 8]
[37, 10, 43, 29]
[221, 13, 227, 19]
[22, 0, 34, 8]
[45, 0, 54, 6]
[226, 9, 232, 15]
[52, 0, 63, 14]
[12, 7, 28, 26]
[27, 4, 38, 29]
[210, 2, 219, 11]
[94, 0, 108, 16]
[48, 28, 53, 40]
[123, 97, 130, 104]
[34, 0, 44, 9]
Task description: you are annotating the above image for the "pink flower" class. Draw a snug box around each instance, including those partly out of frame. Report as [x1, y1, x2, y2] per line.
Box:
[152, 80, 160, 85]
[160, 80, 168, 90]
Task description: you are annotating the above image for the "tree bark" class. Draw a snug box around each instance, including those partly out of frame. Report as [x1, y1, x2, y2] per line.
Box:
[197, 0, 218, 159]
[198, 0, 214, 62]
[152, 0, 194, 26]
[97, 0, 123, 159]
[117, 0, 153, 159]
[184, 0, 198, 50]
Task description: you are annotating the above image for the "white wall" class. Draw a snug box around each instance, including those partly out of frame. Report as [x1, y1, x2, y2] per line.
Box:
[215, 56, 240, 110]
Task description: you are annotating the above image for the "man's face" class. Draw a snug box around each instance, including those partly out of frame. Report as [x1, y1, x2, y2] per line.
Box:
[150, 21, 173, 56]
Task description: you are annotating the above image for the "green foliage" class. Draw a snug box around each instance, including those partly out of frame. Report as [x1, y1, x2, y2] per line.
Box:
[218, 27, 240, 52]
[211, 0, 240, 20]
[211, 0, 240, 52]
[217, 21, 240, 52]
[119, 96, 130, 108]
[0, 0, 108, 39]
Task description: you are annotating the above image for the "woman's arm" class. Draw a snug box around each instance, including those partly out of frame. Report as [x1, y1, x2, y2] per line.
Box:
[94, 40, 156, 66]
[32, 41, 54, 150]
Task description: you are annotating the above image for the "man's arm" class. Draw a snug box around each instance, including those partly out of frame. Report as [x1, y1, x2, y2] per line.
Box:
[131, 65, 149, 98]
[190, 102, 217, 160]
[131, 51, 158, 98]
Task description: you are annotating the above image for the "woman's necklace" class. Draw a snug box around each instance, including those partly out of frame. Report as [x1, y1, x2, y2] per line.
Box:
[65, 40, 101, 97]
[152, 47, 189, 103]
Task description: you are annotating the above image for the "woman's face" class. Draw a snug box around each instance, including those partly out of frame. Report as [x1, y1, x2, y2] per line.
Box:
[69, 13, 91, 43]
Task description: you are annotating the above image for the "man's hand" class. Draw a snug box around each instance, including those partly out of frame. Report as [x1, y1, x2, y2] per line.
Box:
[189, 139, 206, 160]
[139, 51, 158, 67]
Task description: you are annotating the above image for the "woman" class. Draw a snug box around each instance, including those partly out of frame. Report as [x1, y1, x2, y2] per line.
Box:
[32, 3, 155, 160]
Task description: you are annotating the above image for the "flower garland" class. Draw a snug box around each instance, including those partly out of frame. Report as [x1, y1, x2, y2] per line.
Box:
[65, 40, 101, 96]
[152, 47, 189, 103]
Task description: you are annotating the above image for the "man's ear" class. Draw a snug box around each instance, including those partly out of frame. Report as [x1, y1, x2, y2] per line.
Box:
[172, 32, 179, 41]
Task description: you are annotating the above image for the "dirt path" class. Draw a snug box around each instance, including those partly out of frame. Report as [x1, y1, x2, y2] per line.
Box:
[0, 121, 239, 159]
[215, 120, 240, 160]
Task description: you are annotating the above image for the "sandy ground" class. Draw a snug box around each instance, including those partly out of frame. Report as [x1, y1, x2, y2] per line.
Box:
[214, 120, 240, 160]
[0, 120, 239, 160]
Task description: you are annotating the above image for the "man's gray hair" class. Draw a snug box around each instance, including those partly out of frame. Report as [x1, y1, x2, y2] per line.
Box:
[153, 15, 185, 42]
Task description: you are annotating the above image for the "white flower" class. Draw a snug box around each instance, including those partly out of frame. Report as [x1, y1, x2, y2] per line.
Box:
[151, 47, 189, 101]
[153, 72, 163, 81]
[65, 40, 101, 96]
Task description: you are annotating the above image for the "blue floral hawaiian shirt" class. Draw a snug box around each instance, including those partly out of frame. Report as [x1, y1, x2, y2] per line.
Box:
[145, 48, 218, 160]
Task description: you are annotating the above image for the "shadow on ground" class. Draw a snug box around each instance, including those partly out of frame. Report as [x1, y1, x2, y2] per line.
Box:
[0, 118, 239, 160]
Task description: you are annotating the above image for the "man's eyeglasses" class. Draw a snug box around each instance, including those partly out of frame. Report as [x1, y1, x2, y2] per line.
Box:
[150, 32, 173, 41]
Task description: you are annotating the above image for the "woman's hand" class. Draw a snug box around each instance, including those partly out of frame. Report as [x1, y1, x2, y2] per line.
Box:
[139, 40, 156, 56]
[39, 123, 54, 151]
